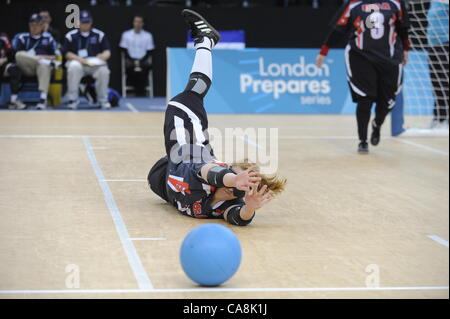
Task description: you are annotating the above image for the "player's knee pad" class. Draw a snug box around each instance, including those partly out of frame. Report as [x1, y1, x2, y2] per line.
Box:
[226, 205, 254, 227]
[184, 72, 211, 98]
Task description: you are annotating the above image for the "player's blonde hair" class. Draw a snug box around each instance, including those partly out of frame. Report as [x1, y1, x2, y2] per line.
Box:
[230, 159, 287, 195]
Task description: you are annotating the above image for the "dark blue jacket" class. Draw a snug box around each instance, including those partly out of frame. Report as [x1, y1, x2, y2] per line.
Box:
[63, 28, 110, 57]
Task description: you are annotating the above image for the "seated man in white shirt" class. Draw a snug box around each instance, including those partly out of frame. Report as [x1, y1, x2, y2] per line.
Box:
[119, 15, 155, 96]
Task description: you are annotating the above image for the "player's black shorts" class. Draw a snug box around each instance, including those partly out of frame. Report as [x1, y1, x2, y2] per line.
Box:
[345, 47, 403, 108]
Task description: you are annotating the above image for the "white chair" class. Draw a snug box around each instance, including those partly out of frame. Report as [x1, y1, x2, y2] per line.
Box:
[121, 51, 154, 98]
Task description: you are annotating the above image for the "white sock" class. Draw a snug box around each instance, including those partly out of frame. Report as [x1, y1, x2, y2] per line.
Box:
[11, 94, 17, 102]
[40, 92, 47, 101]
[191, 37, 213, 80]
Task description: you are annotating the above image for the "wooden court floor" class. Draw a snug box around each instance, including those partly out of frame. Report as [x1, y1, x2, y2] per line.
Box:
[0, 111, 448, 299]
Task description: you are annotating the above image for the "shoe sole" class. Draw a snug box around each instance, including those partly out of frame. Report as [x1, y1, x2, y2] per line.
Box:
[181, 9, 221, 43]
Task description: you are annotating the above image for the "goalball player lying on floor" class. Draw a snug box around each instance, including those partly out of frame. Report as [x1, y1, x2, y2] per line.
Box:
[147, 10, 286, 226]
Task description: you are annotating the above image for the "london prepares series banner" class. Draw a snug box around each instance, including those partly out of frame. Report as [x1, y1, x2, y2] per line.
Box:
[167, 48, 353, 114]
[167, 48, 429, 114]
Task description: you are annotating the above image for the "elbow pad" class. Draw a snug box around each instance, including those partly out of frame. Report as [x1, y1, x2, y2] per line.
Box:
[226, 205, 254, 227]
[206, 165, 234, 188]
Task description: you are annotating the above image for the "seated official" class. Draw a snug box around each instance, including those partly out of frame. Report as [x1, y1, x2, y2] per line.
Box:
[119, 15, 154, 96]
[12, 13, 59, 110]
[63, 10, 111, 109]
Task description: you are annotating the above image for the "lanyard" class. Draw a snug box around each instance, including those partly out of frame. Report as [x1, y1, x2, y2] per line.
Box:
[78, 33, 90, 51]
[26, 36, 42, 51]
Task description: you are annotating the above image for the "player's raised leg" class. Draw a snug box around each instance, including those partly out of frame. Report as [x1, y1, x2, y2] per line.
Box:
[148, 10, 221, 200]
[163, 10, 221, 164]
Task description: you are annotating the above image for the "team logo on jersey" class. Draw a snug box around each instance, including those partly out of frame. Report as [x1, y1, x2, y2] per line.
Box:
[167, 175, 192, 194]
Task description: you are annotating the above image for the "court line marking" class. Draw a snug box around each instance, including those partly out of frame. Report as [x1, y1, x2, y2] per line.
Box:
[91, 147, 110, 150]
[392, 138, 449, 156]
[83, 137, 153, 290]
[0, 135, 163, 139]
[0, 286, 447, 294]
[125, 103, 139, 113]
[427, 235, 449, 248]
[279, 135, 357, 140]
[103, 179, 147, 182]
[0, 134, 357, 140]
[240, 136, 264, 149]
[0, 134, 448, 157]
[129, 238, 167, 241]
[0, 125, 353, 131]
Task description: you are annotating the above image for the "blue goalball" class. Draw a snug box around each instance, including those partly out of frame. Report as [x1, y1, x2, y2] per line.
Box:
[180, 223, 242, 286]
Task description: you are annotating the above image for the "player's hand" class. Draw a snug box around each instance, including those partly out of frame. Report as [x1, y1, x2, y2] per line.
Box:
[402, 50, 409, 66]
[234, 165, 261, 192]
[244, 184, 274, 210]
[316, 54, 326, 68]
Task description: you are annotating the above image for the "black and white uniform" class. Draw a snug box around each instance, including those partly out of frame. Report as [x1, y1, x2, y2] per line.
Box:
[328, 0, 410, 105]
[321, 0, 410, 141]
[147, 38, 249, 224]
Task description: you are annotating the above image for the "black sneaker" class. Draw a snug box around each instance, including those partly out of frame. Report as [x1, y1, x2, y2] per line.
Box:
[358, 141, 369, 154]
[370, 120, 381, 146]
[181, 9, 221, 46]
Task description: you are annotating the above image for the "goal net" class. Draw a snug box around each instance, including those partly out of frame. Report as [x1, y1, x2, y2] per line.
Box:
[399, 0, 449, 136]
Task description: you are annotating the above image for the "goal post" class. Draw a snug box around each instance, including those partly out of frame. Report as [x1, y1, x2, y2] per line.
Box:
[392, 0, 449, 136]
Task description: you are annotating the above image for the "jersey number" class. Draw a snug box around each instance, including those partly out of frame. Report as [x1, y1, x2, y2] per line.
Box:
[366, 11, 385, 40]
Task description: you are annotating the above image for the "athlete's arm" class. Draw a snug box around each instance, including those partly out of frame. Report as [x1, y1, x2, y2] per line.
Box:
[316, 2, 353, 68]
[223, 184, 274, 226]
[200, 163, 261, 191]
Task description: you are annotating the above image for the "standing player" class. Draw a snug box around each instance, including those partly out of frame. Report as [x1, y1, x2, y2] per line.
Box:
[148, 10, 286, 226]
[316, 0, 410, 153]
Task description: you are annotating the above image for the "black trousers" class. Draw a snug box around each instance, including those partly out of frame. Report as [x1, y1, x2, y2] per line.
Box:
[125, 56, 151, 95]
[428, 42, 449, 121]
[0, 63, 22, 94]
[346, 49, 402, 141]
